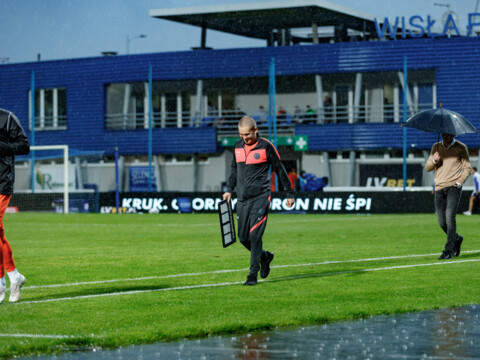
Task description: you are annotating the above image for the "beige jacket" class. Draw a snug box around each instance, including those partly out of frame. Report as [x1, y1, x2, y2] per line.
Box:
[425, 140, 471, 191]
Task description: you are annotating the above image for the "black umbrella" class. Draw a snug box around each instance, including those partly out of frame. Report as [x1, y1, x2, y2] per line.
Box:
[402, 102, 478, 149]
[402, 103, 478, 136]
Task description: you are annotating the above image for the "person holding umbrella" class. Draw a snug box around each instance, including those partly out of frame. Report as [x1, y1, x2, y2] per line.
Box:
[425, 133, 471, 259]
[403, 103, 478, 260]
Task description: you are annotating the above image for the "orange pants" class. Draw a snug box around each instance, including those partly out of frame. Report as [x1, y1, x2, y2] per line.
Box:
[0, 195, 15, 278]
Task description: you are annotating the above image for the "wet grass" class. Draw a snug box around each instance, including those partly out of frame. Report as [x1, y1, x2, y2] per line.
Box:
[0, 213, 479, 358]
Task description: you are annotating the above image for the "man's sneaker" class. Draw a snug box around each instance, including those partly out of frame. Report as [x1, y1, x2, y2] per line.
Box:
[0, 286, 6, 304]
[9, 274, 26, 303]
[244, 273, 257, 286]
[438, 251, 452, 260]
[463, 211, 472, 216]
[453, 236, 463, 257]
[260, 251, 274, 279]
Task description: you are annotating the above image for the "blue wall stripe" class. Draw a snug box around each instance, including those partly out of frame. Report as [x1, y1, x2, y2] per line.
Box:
[1, 37, 480, 153]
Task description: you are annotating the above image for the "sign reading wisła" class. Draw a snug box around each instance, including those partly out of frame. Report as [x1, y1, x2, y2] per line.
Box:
[374, 13, 480, 39]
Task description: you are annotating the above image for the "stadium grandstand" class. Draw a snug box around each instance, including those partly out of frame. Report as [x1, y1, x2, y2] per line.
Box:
[1, 0, 480, 204]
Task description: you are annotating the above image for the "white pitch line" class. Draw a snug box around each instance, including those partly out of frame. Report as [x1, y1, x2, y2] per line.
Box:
[15, 259, 480, 305]
[272, 259, 480, 282]
[19, 281, 244, 305]
[24, 250, 480, 291]
[0, 333, 74, 339]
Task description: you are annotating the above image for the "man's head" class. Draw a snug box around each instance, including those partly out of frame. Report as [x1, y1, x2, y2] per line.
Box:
[238, 116, 258, 145]
[473, 167, 478, 172]
[441, 133, 455, 146]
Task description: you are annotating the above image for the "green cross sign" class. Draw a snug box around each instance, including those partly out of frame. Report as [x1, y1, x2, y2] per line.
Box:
[220, 135, 308, 151]
[220, 137, 239, 147]
[294, 136, 308, 151]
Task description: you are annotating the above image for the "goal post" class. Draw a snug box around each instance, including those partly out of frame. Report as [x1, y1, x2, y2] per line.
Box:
[13, 145, 105, 213]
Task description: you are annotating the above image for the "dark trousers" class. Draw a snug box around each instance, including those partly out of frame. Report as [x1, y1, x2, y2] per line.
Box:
[434, 186, 461, 254]
[236, 194, 270, 276]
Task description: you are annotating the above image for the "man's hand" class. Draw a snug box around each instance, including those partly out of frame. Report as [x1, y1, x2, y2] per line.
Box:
[433, 151, 441, 163]
[286, 198, 295, 208]
[223, 192, 232, 202]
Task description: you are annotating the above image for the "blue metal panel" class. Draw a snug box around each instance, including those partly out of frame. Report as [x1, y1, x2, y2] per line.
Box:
[1, 36, 480, 153]
[31, 127, 217, 155]
[295, 123, 463, 152]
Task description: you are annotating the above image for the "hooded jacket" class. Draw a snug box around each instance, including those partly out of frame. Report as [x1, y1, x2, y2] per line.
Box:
[227, 136, 294, 201]
[0, 109, 30, 194]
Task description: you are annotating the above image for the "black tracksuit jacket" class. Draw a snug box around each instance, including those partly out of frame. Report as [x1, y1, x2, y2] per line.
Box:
[0, 109, 30, 195]
[226, 137, 294, 202]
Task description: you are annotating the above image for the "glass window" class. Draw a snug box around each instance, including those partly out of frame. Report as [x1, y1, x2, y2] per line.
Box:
[106, 82, 192, 129]
[57, 89, 67, 127]
[29, 88, 67, 130]
[44, 89, 54, 128]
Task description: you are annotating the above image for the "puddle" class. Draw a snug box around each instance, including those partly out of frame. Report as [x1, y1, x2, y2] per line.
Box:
[21, 304, 479, 359]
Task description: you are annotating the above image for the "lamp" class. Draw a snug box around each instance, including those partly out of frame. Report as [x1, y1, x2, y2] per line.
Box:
[126, 34, 147, 54]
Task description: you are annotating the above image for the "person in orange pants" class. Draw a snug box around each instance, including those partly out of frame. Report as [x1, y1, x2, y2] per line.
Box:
[0, 195, 23, 302]
[0, 108, 30, 303]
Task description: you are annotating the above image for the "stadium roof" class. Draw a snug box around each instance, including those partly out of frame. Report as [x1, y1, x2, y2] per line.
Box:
[149, 0, 380, 45]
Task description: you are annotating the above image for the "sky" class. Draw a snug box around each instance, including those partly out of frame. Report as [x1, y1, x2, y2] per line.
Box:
[0, 0, 478, 64]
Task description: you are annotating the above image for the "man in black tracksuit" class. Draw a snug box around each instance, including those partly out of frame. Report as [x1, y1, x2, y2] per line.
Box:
[0, 108, 30, 303]
[223, 116, 295, 285]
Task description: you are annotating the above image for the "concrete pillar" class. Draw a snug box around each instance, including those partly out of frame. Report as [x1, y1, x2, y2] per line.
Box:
[349, 151, 356, 186]
[122, 84, 131, 128]
[195, 79, 203, 126]
[177, 91, 182, 128]
[354, 73, 362, 122]
[75, 157, 83, 189]
[193, 154, 199, 192]
[119, 156, 125, 192]
[397, 71, 415, 117]
[312, 23, 319, 44]
[323, 152, 331, 185]
[154, 155, 162, 191]
[161, 93, 166, 128]
[144, 82, 149, 129]
[156, 155, 167, 191]
[315, 75, 324, 124]
[312, 22, 324, 124]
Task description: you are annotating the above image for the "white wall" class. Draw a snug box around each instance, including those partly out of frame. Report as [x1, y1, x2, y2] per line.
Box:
[15, 154, 478, 192]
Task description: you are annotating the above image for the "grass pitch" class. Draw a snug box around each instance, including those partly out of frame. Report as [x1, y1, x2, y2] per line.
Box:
[0, 212, 479, 358]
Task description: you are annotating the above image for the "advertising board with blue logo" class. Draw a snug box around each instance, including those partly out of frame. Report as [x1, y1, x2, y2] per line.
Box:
[129, 166, 157, 192]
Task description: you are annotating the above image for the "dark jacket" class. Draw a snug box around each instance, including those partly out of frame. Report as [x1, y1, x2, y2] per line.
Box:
[0, 109, 30, 194]
[227, 137, 294, 201]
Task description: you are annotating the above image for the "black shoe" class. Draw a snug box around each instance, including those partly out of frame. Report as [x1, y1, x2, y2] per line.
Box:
[244, 274, 257, 286]
[453, 236, 463, 257]
[260, 251, 274, 279]
[438, 251, 452, 260]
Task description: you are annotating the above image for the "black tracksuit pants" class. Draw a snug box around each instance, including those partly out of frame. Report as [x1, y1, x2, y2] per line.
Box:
[434, 186, 462, 254]
[236, 194, 270, 276]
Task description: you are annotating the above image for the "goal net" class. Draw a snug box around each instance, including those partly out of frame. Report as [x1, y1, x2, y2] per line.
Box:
[12, 145, 105, 213]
